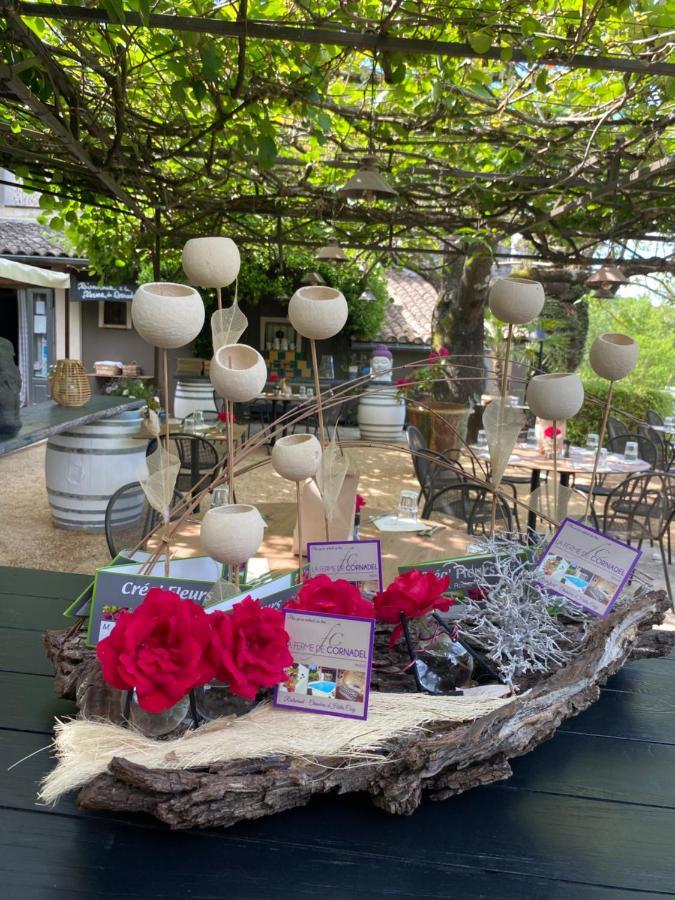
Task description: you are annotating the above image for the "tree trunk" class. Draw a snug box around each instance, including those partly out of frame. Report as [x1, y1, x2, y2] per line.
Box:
[432, 255, 493, 403]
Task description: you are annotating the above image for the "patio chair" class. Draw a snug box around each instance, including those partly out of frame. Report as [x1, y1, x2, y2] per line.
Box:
[104, 482, 184, 558]
[147, 433, 219, 493]
[647, 409, 665, 427]
[606, 433, 659, 469]
[607, 416, 629, 441]
[600, 472, 673, 604]
[637, 423, 667, 470]
[407, 425, 465, 517]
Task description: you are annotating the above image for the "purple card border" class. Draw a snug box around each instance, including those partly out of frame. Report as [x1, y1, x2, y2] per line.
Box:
[273, 609, 376, 721]
[307, 539, 383, 592]
[536, 516, 642, 618]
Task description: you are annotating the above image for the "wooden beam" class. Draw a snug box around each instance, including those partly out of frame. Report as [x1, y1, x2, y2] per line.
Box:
[12, 2, 675, 77]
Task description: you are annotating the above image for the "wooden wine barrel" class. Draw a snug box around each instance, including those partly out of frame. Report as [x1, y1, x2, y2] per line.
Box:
[45, 411, 148, 532]
[357, 385, 406, 441]
[174, 377, 217, 420]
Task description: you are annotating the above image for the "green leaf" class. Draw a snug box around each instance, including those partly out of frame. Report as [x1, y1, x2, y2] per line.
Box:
[500, 45, 514, 62]
[390, 62, 406, 84]
[191, 80, 207, 103]
[468, 31, 492, 55]
[101, 0, 126, 25]
[535, 69, 550, 93]
[200, 42, 223, 82]
[257, 134, 277, 168]
[521, 16, 538, 37]
[138, 0, 151, 26]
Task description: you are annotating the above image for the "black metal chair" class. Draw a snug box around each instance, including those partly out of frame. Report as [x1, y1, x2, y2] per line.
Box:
[601, 472, 673, 604]
[407, 425, 465, 517]
[104, 483, 184, 558]
[638, 423, 668, 470]
[647, 409, 665, 427]
[607, 416, 629, 441]
[606, 433, 659, 469]
[147, 433, 219, 493]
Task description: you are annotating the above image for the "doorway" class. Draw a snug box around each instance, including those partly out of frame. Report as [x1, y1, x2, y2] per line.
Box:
[0, 287, 19, 362]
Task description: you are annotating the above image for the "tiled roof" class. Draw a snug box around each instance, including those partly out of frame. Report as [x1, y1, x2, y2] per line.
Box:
[0, 219, 76, 258]
[377, 267, 437, 345]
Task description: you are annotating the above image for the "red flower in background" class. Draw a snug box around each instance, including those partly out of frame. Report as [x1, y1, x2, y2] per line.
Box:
[96, 589, 214, 713]
[217, 409, 236, 423]
[284, 574, 375, 619]
[374, 570, 454, 644]
[208, 597, 292, 700]
[355, 494, 367, 512]
[268, 373, 278, 382]
[544, 426, 561, 438]
[427, 347, 449, 363]
[396, 376, 414, 388]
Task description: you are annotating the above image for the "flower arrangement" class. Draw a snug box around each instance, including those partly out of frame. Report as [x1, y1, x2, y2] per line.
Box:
[355, 494, 367, 513]
[395, 347, 450, 401]
[105, 376, 161, 410]
[543, 424, 562, 459]
[373, 570, 453, 644]
[96, 588, 292, 712]
[284, 574, 375, 618]
[217, 408, 236, 424]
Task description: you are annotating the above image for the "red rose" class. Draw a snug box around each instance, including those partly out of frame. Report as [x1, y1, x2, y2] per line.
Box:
[373, 570, 453, 644]
[396, 377, 414, 388]
[438, 347, 449, 357]
[208, 597, 293, 700]
[284, 574, 375, 619]
[268, 373, 278, 382]
[355, 494, 367, 512]
[427, 350, 440, 363]
[96, 588, 215, 713]
[544, 426, 561, 438]
[217, 409, 236, 423]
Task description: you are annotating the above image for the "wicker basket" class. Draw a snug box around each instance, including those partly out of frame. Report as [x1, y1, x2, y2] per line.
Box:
[94, 362, 123, 377]
[51, 359, 91, 407]
[122, 362, 142, 377]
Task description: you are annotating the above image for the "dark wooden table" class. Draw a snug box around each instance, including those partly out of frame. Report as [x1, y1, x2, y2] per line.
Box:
[2, 566, 674, 899]
[0, 397, 144, 457]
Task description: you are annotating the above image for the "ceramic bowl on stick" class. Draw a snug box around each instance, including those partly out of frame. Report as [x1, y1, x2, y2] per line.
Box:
[182, 237, 241, 288]
[132, 283, 205, 349]
[288, 286, 348, 340]
[210, 344, 267, 402]
[488, 277, 545, 325]
[588, 332, 639, 382]
[271, 434, 322, 482]
[199, 504, 266, 566]
[526, 373, 584, 421]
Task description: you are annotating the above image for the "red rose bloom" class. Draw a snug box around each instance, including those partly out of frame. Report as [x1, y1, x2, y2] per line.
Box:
[208, 597, 293, 700]
[96, 589, 215, 713]
[544, 426, 561, 438]
[438, 347, 449, 357]
[355, 494, 367, 512]
[373, 570, 453, 644]
[284, 574, 374, 619]
[427, 350, 440, 363]
[396, 377, 414, 388]
[268, 373, 278, 382]
[217, 409, 236, 423]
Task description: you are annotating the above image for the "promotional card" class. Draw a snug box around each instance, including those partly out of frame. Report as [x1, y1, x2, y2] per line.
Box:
[274, 610, 375, 720]
[307, 539, 383, 593]
[87, 555, 224, 646]
[535, 517, 641, 617]
[399, 550, 528, 591]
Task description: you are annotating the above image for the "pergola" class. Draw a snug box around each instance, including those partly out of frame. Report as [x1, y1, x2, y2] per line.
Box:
[0, 0, 673, 274]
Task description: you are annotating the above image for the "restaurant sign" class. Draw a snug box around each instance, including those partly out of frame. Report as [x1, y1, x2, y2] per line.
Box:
[70, 274, 137, 302]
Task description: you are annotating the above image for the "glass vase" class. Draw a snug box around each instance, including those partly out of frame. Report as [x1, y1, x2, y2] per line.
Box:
[194, 681, 255, 721]
[408, 616, 474, 694]
[122, 690, 189, 737]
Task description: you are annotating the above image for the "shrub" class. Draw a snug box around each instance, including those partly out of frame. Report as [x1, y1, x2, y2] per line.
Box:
[566, 376, 671, 446]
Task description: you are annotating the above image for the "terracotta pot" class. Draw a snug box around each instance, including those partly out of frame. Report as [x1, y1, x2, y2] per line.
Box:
[526, 373, 584, 421]
[271, 433, 322, 482]
[132, 282, 204, 349]
[589, 332, 639, 382]
[210, 344, 267, 403]
[288, 286, 348, 340]
[407, 401, 471, 459]
[488, 277, 545, 325]
[182, 237, 240, 288]
[199, 503, 266, 565]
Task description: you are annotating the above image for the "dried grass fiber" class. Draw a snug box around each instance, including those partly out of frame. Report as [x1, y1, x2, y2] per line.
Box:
[40, 690, 511, 804]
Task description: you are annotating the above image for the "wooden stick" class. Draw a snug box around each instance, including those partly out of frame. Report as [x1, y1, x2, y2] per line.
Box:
[215, 285, 222, 311]
[162, 348, 171, 577]
[583, 382, 614, 522]
[552, 418, 559, 522]
[500, 323, 513, 398]
[490, 323, 514, 535]
[310, 339, 326, 449]
[296, 480, 304, 580]
[226, 399, 235, 506]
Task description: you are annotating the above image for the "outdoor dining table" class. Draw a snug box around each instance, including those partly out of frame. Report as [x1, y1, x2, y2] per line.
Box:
[471, 443, 652, 532]
[2, 564, 675, 896]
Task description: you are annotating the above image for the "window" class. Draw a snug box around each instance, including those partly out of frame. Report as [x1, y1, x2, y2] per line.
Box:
[98, 300, 131, 329]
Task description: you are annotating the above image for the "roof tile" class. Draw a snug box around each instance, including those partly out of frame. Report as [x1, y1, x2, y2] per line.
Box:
[0, 219, 75, 258]
[377, 267, 436, 345]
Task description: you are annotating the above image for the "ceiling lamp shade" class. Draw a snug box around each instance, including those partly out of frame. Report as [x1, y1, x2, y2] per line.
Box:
[316, 238, 349, 263]
[300, 270, 326, 286]
[337, 156, 397, 201]
[586, 266, 629, 291]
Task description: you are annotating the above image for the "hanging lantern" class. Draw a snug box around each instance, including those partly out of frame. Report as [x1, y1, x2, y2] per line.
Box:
[337, 156, 397, 201]
[316, 237, 349, 263]
[586, 266, 629, 295]
[300, 270, 326, 286]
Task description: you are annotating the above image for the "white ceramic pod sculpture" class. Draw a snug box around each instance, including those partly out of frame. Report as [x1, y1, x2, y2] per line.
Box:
[288, 286, 348, 340]
[271, 433, 322, 482]
[589, 332, 639, 382]
[132, 282, 205, 349]
[526, 373, 585, 421]
[200, 503, 266, 565]
[182, 237, 241, 288]
[209, 343, 267, 402]
[488, 277, 545, 325]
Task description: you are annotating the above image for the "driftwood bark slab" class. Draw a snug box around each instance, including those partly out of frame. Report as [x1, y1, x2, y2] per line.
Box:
[44, 591, 673, 830]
